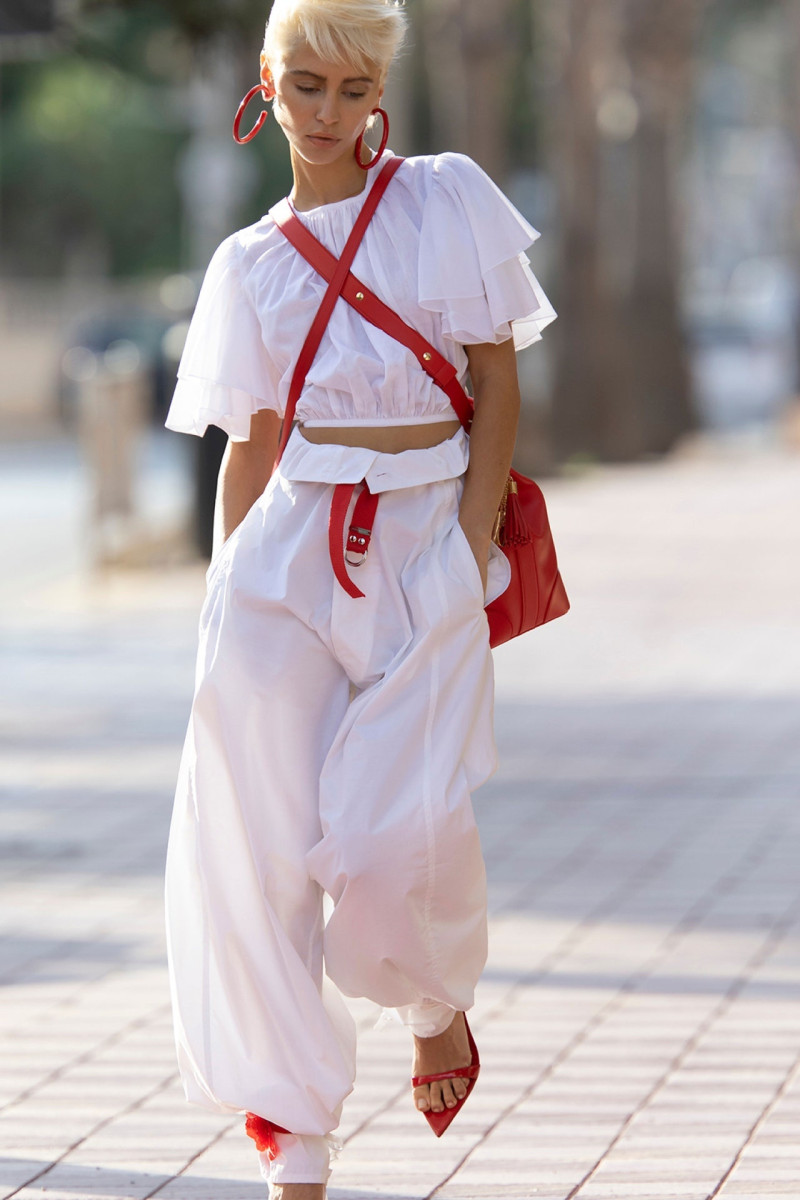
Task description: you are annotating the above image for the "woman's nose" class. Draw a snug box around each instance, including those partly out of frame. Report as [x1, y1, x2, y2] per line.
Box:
[316, 92, 339, 125]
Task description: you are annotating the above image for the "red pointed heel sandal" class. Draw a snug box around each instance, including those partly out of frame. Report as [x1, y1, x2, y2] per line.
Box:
[411, 1013, 480, 1137]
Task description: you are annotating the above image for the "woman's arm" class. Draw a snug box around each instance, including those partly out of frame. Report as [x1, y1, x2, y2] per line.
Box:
[458, 338, 521, 591]
[211, 408, 283, 556]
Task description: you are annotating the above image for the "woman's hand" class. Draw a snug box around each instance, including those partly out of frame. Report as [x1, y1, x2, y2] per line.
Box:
[458, 338, 521, 597]
[212, 408, 282, 556]
[459, 521, 491, 595]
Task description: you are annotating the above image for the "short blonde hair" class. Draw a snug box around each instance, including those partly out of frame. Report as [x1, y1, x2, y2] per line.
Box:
[263, 0, 407, 78]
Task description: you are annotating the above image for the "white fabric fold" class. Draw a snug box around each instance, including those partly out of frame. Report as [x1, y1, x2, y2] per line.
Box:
[418, 152, 556, 350]
[279, 425, 470, 493]
[165, 233, 282, 442]
[166, 377, 268, 442]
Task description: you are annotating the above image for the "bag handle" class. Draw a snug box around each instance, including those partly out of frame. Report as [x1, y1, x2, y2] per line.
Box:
[272, 155, 403, 464]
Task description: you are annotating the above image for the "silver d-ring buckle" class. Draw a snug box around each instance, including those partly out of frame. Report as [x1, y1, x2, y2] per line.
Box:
[345, 526, 371, 567]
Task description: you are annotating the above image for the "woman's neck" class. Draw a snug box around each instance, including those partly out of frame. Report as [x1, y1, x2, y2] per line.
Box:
[289, 147, 370, 211]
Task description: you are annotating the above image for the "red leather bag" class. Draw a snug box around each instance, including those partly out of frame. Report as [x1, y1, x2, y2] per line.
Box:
[272, 156, 569, 647]
[484, 468, 569, 646]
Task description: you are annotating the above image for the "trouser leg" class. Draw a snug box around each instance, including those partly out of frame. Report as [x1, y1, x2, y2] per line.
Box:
[165, 487, 357, 1157]
[306, 476, 498, 1030]
[258, 1132, 335, 1187]
[391, 1000, 458, 1038]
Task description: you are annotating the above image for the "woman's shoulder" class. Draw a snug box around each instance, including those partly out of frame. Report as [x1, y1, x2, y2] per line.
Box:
[218, 212, 295, 285]
[192, 222, 272, 279]
[400, 149, 486, 176]
[403, 151, 540, 255]
[396, 152, 538, 244]
[394, 150, 496, 199]
[228, 212, 283, 252]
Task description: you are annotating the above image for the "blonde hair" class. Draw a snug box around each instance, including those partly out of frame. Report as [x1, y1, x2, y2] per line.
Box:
[263, 0, 407, 79]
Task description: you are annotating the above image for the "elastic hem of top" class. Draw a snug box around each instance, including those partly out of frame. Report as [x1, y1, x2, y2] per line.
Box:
[300, 414, 460, 427]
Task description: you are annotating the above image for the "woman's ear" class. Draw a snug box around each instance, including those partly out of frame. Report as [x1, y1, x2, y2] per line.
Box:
[260, 51, 274, 91]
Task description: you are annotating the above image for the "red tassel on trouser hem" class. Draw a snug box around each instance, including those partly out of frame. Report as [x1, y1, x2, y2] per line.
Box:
[245, 1114, 340, 1185]
[245, 1112, 291, 1159]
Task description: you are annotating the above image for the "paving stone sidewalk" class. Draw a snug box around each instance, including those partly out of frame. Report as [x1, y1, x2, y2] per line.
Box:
[1, 432, 799, 1200]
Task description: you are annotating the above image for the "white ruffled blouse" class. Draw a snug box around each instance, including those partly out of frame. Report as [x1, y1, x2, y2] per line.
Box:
[165, 148, 557, 441]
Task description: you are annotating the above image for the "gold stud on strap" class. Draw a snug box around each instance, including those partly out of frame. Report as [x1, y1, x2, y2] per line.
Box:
[355, 291, 365, 300]
[422, 352, 432, 361]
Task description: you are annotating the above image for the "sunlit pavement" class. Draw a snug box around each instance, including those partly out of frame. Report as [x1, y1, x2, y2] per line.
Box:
[1, 429, 799, 1200]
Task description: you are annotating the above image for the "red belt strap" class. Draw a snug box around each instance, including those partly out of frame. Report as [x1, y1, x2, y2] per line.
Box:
[328, 481, 380, 599]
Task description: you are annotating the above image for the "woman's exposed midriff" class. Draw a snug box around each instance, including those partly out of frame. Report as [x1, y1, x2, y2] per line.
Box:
[298, 419, 462, 454]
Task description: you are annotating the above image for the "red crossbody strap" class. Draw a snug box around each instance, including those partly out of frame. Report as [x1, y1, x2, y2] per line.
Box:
[273, 175, 474, 438]
[348, 281, 473, 430]
[272, 155, 404, 464]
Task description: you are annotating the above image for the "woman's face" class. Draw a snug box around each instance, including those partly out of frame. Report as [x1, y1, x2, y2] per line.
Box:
[262, 42, 384, 166]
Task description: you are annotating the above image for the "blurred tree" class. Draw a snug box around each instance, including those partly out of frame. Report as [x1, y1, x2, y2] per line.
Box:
[542, 0, 632, 462]
[80, 0, 265, 45]
[621, 0, 707, 456]
[1, 5, 190, 276]
[420, 0, 532, 179]
[782, 0, 800, 384]
[543, 0, 710, 463]
[0, 1, 57, 36]
[2, 47, 185, 276]
[0, 1, 294, 276]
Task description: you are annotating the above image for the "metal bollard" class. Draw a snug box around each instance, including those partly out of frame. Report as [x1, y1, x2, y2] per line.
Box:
[71, 340, 148, 565]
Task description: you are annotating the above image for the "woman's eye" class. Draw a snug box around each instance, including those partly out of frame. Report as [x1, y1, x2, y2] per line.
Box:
[294, 84, 366, 99]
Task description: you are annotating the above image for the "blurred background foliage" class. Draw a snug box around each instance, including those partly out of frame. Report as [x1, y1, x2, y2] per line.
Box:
[2, 0, 799, 484]
[2, 2, 246, 277]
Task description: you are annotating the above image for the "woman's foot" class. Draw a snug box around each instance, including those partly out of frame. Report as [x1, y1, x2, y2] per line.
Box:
[269, 1186, 325, 1200]
[412, 1010, 473, 1114]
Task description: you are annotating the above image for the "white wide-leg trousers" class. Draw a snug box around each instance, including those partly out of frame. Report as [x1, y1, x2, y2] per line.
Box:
[164, 427, 510, 1183]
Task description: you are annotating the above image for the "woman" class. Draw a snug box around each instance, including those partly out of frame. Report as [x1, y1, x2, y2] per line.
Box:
[164, 0, 556, 1195]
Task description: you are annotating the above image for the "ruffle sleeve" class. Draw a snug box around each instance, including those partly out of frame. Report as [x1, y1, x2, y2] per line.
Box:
[164, 233, 281, 441]
[417, 152, 557, 351]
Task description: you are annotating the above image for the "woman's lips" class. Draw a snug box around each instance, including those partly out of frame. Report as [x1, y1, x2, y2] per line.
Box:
[307, 134, 339, 146]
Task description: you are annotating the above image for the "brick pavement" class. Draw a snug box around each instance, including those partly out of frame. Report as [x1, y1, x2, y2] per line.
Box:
[1, 432, 799, 1200]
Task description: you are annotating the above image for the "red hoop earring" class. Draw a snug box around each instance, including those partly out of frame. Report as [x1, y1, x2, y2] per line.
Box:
[354, 107, 389, 169]
[232, 82, 275, 144]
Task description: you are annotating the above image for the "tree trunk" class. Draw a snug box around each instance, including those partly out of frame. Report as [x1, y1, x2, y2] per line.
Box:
[623, 0, 703, 454]
[547, 0, 637, 462]
[421, 0, 516, 179]
[546, 0, 704, 462]
[781, 0, 800, 391]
